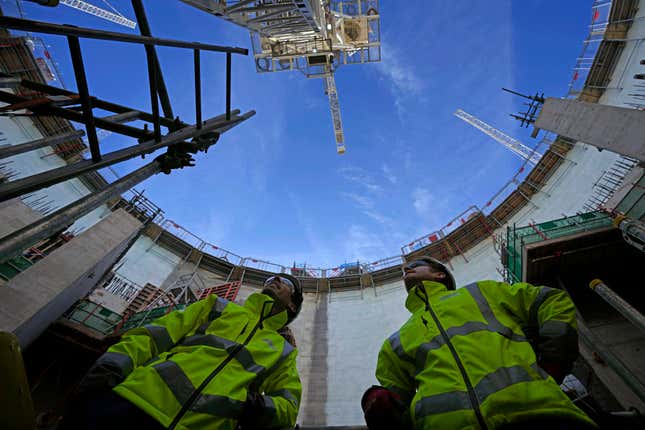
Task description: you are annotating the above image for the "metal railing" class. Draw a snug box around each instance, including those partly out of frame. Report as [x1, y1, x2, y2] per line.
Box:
[503, 211, 614, 283]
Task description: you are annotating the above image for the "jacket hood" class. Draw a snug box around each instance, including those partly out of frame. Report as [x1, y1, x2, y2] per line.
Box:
[245, 292, 289, 330]
[405, 280, 449, 312]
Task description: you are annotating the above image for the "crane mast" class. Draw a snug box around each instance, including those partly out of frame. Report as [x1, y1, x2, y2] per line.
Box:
[180, 0, 381, 154]
[454, 109, 543, 166]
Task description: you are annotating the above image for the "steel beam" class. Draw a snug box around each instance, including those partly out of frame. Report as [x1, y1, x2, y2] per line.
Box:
[0, 110, 254, 201]
[0, 16, 248, 54]
[226, 53, 232, 120]
[0, 90, 151, 140]
[101, 111, 140, 124]
[0, 162, 161, 262]
[590, 279, 645, 334]
[131, 0, 174, 120]
[144, 43, 162, 142]
[15, 78, 181, 130]
[67, 36, 101, 162]
[0, 130, 85, 160]
[194, 49, 202, 129]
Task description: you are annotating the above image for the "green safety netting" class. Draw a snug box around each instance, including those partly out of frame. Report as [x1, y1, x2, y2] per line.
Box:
[0, 256, 33, 281]
[504, 211, 613, 283]
[65, 300, 188, 336]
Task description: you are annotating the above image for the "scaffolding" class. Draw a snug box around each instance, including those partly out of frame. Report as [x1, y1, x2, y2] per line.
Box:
[583, 155, 640, 212]
[568, 0, 641, 102]
[0, 11, 254, 265]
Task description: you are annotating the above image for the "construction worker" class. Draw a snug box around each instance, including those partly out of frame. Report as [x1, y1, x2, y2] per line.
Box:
[64, 273, 303, 430]
[361, 256, 597, 430]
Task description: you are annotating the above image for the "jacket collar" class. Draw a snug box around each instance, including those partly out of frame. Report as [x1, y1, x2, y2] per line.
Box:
[405, 280, 449, 312]
[244, 292, 288, 330]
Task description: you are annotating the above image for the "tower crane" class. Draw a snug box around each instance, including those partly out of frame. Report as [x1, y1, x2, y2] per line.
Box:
[25, 0, 137, 29]
[454, 109, 543, 166]
[59, 0, 136, 29]
[180, 0, 382, 154]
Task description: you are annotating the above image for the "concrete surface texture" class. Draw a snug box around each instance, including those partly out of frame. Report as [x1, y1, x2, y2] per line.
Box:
[535, 99, 645, 161]
[0, 209, 142, 347]
[0, 198, 42, 240]
[0, 114, 112, 235]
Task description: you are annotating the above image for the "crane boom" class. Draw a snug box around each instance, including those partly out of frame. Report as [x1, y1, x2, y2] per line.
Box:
[324, 72, 345, 153]
[454, 109, 543, 166]
[59, 0, 137, 29]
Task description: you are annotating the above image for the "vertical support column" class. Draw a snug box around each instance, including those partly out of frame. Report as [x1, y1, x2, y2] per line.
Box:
[144, 45, 161, 142]
[226, 52, 232, 121]
[131, 0, 174, 120]
[194, 49, 202, 129]
[67, 36, 100, 162]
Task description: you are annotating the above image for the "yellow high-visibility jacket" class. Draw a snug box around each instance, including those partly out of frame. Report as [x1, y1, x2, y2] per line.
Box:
[92, 293, 301, 430]
[376, 280, 596, 430]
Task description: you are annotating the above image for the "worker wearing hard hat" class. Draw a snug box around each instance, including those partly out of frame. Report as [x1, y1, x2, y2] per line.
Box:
[64, 274, 304, 430]
[361, 256, 597, 430]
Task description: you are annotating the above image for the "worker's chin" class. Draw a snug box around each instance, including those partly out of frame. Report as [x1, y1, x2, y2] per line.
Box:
[261, 288, 279, 301]
[404, 277, 421, 291]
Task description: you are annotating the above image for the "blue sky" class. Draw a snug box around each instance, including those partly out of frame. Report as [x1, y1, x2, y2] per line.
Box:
[9, 0, 593, 267]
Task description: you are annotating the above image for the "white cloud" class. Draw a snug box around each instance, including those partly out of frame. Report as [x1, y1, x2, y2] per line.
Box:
[342, 224, 389, 263]
[340, 191, 393, 226]
[412, 187, 433, 217]
[341, 191, 374, 209]
[364, 210, 392, 225]
[338, 166, 384, 194]
[375, 40, 425, 117]
[382, 164, 398, 184]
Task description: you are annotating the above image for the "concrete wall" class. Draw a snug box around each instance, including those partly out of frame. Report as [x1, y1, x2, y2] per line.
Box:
[324, 282, 408, 425]
[89, 287, 129, 314]
[0, 209, 142, 347]
[113, 236, 182, 289]
[0, 198, 42, 240]
[0, 114, 111, 236]
[535, 99, 645, 160]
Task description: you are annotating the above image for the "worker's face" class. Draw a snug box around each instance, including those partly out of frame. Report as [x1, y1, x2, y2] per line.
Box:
[262, 276, 296, 314]
[403, 261, 446, 291]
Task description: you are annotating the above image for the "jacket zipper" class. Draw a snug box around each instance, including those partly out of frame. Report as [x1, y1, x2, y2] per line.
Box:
[418, 289, 488, 430]
[167, 302, 270, 430]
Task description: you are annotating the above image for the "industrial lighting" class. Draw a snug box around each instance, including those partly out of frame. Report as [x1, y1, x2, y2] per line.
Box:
[313, 48, 318, 53]
[327, 23, 332, 30]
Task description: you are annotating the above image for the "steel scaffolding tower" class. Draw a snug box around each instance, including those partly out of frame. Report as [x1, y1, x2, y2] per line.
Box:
[180, 0, 381, 154]
[454, 109, 543, 166]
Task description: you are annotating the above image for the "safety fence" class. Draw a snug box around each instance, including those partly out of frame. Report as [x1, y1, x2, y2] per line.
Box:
[64, 280, 242, 336]
[503, 211, 614, 283]
[567, 0, 613, 98]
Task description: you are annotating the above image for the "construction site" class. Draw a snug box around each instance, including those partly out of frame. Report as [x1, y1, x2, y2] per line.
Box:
[0, 0, 644, 429]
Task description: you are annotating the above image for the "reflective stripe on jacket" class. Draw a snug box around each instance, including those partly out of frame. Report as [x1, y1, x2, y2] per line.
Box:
[94, 293, 301, 430]
[376, 280, 596, 430]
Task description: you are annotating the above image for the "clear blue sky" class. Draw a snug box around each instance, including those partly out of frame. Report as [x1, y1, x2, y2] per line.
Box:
[10, 0, 593, 267]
